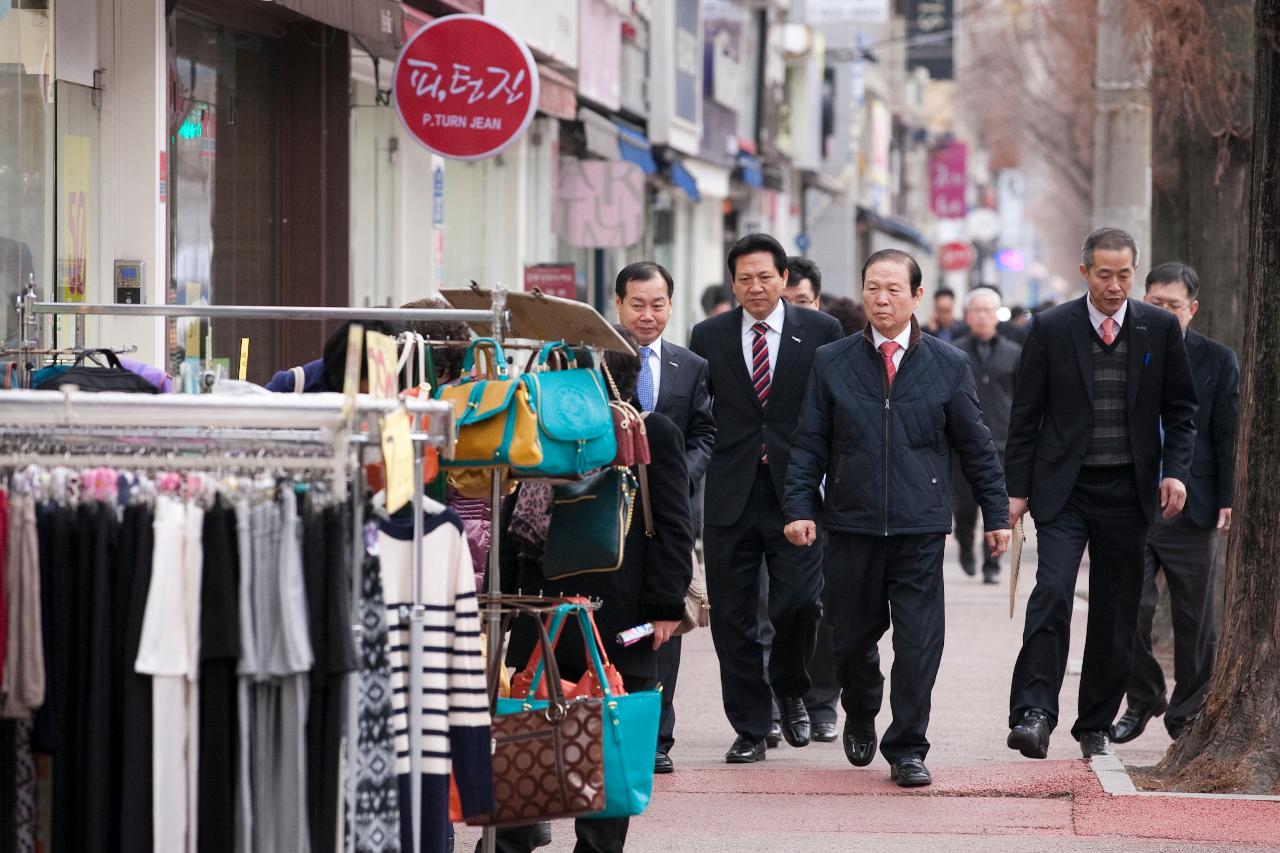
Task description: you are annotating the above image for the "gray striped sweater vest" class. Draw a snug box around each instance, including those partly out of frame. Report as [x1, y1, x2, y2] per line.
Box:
[1085, 325, 1133, 466]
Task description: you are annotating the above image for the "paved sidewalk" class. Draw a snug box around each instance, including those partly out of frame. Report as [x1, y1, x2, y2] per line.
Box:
[463, 524, 1278, 851]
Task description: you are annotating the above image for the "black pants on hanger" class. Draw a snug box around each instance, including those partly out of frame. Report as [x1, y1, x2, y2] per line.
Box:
[199, 501, 241, 853]
[115, 503, 155, 853]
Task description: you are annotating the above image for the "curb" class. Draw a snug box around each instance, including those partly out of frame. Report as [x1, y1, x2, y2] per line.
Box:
[1090, 754, 1280, 801]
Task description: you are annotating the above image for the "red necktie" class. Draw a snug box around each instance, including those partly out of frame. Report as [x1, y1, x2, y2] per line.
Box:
[752, 322, 770, 462]
[1101, 317, 1117, 346]
[879, 340, 901, 389]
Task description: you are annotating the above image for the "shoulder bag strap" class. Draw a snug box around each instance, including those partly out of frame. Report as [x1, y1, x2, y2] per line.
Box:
[637, 413, 655, 538]
[290, 365, 306, 394]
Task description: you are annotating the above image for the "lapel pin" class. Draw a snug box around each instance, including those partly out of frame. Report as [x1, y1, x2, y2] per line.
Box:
[791, 335, 802, 343]
[669, 361, 678, 367]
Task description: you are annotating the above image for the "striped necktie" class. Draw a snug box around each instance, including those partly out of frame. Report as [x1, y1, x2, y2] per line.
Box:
[752, 322, 770, 463]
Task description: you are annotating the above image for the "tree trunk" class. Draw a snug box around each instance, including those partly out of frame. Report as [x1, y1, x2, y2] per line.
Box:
[1156, 0, 1280, 794]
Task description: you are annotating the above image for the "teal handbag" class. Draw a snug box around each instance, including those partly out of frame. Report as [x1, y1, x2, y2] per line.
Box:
[497, 603, 660, 820]
[512, 342, 617, 478]
[542, 467, 638, 580]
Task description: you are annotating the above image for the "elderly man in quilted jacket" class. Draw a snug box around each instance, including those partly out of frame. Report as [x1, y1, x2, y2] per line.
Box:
[783, 250, 1011, 788]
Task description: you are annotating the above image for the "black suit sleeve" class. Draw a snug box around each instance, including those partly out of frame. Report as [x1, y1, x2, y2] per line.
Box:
[946, 356, 1010, 530]
[638, 414, 694, 622]
[1214, 346, 1240, 510]
[684, 357, 716, 486]
[1158, 318, 1199, 484]
[783, 355, 832, 523]
[1003, 315, 1050, 498]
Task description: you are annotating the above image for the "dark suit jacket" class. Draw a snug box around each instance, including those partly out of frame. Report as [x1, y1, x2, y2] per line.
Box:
[689, 301, 844, 527]
[651, 339, 716, 489]
[951, 333, 1022, 453]
[1004, 296, 1198, 525]
[1182, 329, 1239, 529]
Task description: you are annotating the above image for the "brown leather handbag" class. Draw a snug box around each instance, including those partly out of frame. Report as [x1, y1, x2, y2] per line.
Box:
[469, 612, 606, 827]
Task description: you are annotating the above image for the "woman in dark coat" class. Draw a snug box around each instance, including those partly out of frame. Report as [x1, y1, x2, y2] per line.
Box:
[494, 328, 693, 853]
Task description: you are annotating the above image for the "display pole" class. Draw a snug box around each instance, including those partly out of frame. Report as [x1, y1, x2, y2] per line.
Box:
[480, 285, 507, 853]
[409, 417, 426, 850]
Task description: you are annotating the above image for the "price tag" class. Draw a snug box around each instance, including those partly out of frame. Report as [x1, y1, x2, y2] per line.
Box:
[380, 408, 414, 514]
[365, 330, 399, 400]
[238, 338, 250, 381]
[342, 324, 365, 416]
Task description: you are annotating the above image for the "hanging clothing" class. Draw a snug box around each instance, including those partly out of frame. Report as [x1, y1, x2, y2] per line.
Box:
[1, 494, 42, 718]
[116, 503, 155, 853]
[83, 501, 121, 853]
[351, 546, 401, 853]
[135, 496, 203, 853]
[303, 501, 357, 853]
[199, 500, 241, 853]
[376, 508, 491, 853]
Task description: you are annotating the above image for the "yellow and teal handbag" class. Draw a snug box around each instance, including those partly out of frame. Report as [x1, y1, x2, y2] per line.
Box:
[435, 338, 542, 469]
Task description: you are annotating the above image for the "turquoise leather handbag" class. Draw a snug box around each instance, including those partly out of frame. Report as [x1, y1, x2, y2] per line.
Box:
[513, 342, 617, 478]
[497, 603, 660, 820]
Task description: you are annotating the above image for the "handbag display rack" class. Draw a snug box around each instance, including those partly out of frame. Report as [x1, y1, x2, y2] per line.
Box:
[13, 282, 638, 853]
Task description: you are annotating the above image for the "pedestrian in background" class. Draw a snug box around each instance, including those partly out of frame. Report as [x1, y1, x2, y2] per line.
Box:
[950, 287, 1022, 584]
[1005, 227, 1198, 761]
[823, 297, 866, 337]
[784, 248, 1010, 787]
[1112, 263, 1238, 744]
[613, 261, 716, 775]
[689, 233, 843, 764]
[924, 287, 967, 343]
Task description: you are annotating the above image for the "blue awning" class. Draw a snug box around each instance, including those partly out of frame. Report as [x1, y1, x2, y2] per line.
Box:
[736, 152, 764, 188]
[670, 161, 700, 202]
[616, 123, 657, 175]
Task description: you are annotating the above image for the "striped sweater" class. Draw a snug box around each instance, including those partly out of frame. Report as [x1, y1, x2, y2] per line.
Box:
[377, 508, 492, 851]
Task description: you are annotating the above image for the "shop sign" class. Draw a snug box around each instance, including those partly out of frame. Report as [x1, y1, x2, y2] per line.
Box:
[930, 141, 966, 219]
[806, 0, 889, 24]
[906, 0, 954, 80]
[939, 241, 974, 272]
[554, 160, 646, 249]
[392, 14, 540, 160]
[524, 264, 578, 301]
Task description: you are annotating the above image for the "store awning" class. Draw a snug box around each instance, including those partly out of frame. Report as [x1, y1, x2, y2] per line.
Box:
[616, 123, 658, 175]
[578, 107, 621, 159]
[857, 206, 933, 253]
[680, 159, 731, 199]
[538, 64, 577, 121]
[271, 0, 402, 57]
[735, 152, 764, 188]
[670, 161, 700, 202]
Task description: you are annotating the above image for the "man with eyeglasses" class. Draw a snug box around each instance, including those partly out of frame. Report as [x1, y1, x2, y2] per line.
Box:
[1111, 263, 1238, 744]
[783, 256, 822, 309]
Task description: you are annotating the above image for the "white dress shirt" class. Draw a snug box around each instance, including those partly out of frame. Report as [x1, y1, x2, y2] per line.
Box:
[1086, 297, 1128, 338]
[638, 337, 664, 400]
[871, 323, 913, 370]
[741, 300, 786, 378]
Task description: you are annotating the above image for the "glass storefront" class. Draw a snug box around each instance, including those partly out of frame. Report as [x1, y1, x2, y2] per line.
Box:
[0, 0, 53, 351]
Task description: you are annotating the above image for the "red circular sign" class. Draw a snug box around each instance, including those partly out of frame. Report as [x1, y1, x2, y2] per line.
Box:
[393, 15, 540, 160]
[939, 241, 975, 272]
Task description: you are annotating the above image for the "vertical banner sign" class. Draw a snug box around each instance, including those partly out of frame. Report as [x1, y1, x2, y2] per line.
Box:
[906, 0, 954, 80]
[930, 141, 967, 218]
[392, 14, 541, 159]
[59, 135, 91, 304]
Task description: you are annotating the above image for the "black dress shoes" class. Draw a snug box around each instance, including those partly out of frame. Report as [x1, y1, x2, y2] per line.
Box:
[1079, 730, 1114, 758]
[725, 734, 767, 764]
[1007, 709, 1052, 759]
[960, 555, 977, 577]
[842, 718, 878, 767]
[890, 756, 932, 787]
[654, 751, 674, 774]
[778, 697, 811, 747]
[1110, 699, 1167, 743]
[811, 721, 839, 742]
[766, 720, 783, 748]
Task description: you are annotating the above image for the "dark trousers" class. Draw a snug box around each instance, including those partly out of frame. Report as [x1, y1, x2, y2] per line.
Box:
[826, 531, 946, 763]
[704, 464, 823, 741]
[1009, 466, 1147, 737]
[954, 500, 1000, 578]
[489, 675, 656, 853]
[1126, 515, 1218, 733]
[761, 569, 840, 726]
[655, 636, 681, 754]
